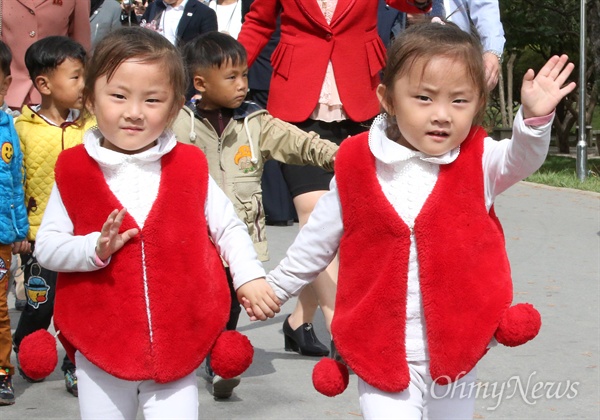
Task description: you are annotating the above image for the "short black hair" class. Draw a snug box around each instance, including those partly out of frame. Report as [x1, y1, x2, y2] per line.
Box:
[0, 41, 12, 77]
[182, 32, 247, 76]
[24, 36, 86, 81]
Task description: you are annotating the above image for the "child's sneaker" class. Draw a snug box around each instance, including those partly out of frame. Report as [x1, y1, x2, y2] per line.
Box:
[203, 356, 240, 399]
[212, 375, 241, 399]
[0, 374, 15, 405]
[64, 368, 78, 397]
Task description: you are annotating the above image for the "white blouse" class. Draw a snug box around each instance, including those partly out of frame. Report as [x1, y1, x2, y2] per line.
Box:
[209, 0, 243, 39]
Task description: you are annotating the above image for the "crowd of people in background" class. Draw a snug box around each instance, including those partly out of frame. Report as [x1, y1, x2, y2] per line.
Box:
[0, 1, 575, 419]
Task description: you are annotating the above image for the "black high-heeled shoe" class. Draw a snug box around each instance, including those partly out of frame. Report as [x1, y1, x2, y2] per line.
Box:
[283, 315, 330, 357]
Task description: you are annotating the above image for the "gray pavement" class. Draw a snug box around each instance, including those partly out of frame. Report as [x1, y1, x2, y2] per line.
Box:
[2, 181, 599, 419]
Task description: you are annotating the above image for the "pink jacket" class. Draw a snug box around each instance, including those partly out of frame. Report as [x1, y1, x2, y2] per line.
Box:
[2, 0, 91, 108]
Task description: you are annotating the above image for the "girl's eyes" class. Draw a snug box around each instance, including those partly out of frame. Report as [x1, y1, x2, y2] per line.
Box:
[109, 94, 163, 103]
[414, 95, 469, 104]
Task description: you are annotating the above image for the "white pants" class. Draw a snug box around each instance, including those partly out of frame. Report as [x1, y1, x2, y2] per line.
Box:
[358, 361, 477, 420]
[75, 352, 199, 420]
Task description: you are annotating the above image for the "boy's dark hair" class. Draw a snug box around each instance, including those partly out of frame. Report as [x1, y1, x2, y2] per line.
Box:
[182, 32, 247, 76]
[0, 41, 12, 77]
[24, 36, 86, 81]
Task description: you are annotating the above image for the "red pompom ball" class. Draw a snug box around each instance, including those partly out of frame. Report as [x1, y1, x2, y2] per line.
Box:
[210, 330, 253, 379]
[312, 358, 349, 397]
[495, 303, 542, 347]
[19, 330, 58, 380]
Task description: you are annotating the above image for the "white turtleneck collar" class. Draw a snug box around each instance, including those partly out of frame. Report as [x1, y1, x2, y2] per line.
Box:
[84, 127, 177, 168]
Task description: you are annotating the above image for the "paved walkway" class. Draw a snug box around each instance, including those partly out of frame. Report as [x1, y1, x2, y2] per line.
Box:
[3, 182, 599, 419]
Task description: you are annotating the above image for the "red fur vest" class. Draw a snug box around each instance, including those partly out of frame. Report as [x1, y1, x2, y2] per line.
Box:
[53, 143, 230, 383]
[332, 128, 513, 392]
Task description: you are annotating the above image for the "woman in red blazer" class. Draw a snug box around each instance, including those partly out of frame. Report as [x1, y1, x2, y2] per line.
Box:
[238, 0, 431, 357]
[238, 0, 429, 123]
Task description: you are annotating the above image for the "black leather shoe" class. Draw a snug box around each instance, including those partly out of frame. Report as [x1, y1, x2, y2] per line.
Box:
[283, 315, 329, 357]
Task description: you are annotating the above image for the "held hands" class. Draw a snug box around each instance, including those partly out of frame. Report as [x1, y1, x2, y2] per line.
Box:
[521, 55, 576, 119]
[95, 209, 139, 261]
[12, 240, 31, 255]
[237, 278, 281, 321]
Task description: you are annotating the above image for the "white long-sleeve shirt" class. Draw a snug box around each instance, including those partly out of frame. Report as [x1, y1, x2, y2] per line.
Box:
[36, 128, 265, 290]
[267, 107, 553, 360]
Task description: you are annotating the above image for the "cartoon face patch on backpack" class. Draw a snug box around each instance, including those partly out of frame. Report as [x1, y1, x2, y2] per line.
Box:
[25, 263, 51, 309]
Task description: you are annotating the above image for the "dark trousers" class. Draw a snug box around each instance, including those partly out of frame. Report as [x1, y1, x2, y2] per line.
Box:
[14, 248, 74, 372]
[225, 268, 241, 331]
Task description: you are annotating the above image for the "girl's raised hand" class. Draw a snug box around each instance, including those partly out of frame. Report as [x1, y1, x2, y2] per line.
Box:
[521, 55, 576, 119]
[95, 209, 139, 261]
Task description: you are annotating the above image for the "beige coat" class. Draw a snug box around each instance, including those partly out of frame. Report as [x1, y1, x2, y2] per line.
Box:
[172, 102, 337, 261]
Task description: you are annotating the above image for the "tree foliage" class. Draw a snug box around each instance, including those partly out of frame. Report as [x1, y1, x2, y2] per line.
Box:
[491, 0, 597, 153]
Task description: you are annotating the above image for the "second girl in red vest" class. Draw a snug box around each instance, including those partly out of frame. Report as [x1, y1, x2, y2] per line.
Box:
[34, 27, 280, 419]
[240, 21, 576, 419]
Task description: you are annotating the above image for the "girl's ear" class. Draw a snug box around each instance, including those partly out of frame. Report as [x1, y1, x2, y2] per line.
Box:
[193, 75, 207, 93]
[376, 84, 393, 115]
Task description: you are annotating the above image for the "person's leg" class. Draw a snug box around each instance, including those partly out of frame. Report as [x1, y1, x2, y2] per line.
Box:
[10, 254, 26, 311]
[423, 366, 477, 419]
[278, 184, 332, 357]
[0, 245, 14, 375]
[62, 354, 78, 397]
[287, 190, 337, 332]
[262, 161, 296, 225]
[225, 268, 241, 332]
[140, 371, 198, 420]
[0, 245, 15, 405]
[358, 361, 428, 419]
[207, 268, 241, 399]
[13, 252, 56, 345]
[280, 118, 368, 356]
[75, 351, 139, 420]
[13, 251, 57, 382]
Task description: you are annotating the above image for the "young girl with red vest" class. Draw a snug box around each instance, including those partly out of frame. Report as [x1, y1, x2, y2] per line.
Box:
[33, 27, 280, 419]
[241, 22, 576, 418]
